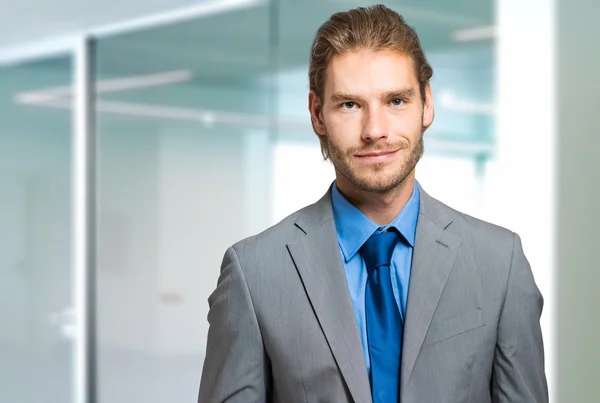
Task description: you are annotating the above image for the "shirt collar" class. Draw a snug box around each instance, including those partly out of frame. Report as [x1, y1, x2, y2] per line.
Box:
[331, 180, 420, 262]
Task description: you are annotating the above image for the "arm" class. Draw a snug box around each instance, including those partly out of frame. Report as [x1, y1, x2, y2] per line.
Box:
[492, 233, 549, 402]
[198, 246, 270, 403]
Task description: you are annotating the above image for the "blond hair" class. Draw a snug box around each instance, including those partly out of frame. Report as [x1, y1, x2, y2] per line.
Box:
[308, 4, 433, 159]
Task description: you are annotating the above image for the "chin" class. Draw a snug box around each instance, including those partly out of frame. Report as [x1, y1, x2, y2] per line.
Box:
[349, 173, 405, 193]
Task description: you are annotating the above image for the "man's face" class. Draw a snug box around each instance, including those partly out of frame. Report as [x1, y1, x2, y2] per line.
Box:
[309, 49, 434, 193]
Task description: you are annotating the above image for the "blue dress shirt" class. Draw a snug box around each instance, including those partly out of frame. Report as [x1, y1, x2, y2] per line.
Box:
[331, 181, 420, 373]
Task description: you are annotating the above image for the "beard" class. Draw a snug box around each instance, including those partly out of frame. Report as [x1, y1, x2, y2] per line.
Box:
[326, 132, 424, 194]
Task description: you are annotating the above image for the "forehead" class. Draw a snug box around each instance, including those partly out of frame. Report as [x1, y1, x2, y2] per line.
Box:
[324, 49, 418, 97]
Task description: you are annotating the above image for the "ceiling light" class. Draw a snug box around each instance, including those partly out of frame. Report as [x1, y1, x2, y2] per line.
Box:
[14, 69, 194, 103]
[452, 25, 496, 42]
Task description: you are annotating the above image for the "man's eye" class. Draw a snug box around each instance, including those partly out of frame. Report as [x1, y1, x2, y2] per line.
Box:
[391, 98, 404, 106]
[342, 102, 356, 109]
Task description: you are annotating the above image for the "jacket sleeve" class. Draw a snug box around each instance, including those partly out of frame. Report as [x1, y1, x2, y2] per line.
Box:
[491, 233, 549, 402]
[198, 246, 271, 403]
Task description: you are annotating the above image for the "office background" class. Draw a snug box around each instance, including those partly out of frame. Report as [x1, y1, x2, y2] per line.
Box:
[0, 0, 597, 402]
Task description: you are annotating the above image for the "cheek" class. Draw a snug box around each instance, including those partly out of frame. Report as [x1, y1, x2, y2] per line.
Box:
[390, 111, 423, 136]
[325, 114, 362, 141]
[326, 130, 349, 151]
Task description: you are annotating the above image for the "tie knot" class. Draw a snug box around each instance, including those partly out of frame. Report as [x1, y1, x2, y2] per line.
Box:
[361, 230, 398, 272]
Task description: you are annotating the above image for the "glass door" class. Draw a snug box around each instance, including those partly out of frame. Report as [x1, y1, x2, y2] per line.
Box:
[0, 54, 75, 403]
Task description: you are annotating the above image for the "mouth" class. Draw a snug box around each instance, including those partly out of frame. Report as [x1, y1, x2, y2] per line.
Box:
[355, 149, 399, 164]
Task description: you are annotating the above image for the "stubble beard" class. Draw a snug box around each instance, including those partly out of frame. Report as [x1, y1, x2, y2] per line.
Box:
[327, 133, 424, 194]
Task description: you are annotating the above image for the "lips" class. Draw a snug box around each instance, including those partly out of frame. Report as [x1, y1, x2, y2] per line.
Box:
[355, 149, 399, 163]
[357, 150, 397, 157]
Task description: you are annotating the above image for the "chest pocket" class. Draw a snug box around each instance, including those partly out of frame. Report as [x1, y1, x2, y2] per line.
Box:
[423, 308, 485, 346]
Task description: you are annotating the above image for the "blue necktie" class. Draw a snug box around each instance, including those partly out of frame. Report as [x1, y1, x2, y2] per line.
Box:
[362, 230, 402, 403]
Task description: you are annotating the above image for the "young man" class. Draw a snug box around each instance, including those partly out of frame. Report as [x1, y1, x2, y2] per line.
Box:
[199, 5, 548, 403]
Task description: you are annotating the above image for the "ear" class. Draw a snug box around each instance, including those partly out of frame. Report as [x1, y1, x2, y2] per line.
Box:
[308, 91, 327, 135]
[422, 83, 435, 129]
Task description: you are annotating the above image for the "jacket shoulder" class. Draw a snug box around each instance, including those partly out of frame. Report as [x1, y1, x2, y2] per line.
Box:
[427, 197, 517, 260]
[229, 204, 308, 261]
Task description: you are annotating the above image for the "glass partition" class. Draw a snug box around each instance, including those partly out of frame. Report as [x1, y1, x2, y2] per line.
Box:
[0, 55, 74, 403]
[93, 3, 273, 402]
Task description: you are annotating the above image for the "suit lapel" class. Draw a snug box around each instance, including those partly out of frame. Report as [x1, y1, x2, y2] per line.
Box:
[400, 186, 462, 395]
[287, 191, 372, 403]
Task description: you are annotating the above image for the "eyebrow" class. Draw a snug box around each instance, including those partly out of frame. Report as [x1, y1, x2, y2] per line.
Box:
[330, 87, 417, 103]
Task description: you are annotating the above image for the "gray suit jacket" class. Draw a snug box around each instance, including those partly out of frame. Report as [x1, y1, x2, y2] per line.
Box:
[198, 184, 548, 403]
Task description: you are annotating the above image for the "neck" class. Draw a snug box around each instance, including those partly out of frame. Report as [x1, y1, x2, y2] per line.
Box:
[335, 172, 416, 226]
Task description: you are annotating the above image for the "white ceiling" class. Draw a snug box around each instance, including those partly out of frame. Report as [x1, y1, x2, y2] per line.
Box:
[0, 0, 246, 60]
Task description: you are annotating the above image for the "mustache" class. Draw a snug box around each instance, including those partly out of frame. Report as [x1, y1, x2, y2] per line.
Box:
[346, 142, 406, 156]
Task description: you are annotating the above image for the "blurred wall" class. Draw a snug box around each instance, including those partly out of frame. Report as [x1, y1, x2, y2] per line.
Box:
[556, 0, 600, 400]
[97, 127, 259, 356]
[497, 0, 600, 399]
[494, 0, 557, 398]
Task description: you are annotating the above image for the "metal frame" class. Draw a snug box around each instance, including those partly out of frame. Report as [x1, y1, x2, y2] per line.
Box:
[72, 36, 97, 403]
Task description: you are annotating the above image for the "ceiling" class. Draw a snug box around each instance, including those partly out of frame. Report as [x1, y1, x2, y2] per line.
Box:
[0, 0, 212, 49]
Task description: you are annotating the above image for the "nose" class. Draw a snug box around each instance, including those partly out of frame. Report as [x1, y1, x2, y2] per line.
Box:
[362, 105, 388, 142]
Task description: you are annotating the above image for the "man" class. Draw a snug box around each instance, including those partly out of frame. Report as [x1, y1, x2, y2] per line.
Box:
[199, 4, 548, 403]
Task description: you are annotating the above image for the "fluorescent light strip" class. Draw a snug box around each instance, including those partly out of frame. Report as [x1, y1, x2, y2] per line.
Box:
[393, 5, 480, 26]
[17, 97, 309, 129]
[14, 69, 193, 103]
[438, 92, 496, 116]
[452, 25, 496, 42]
[425, 138, 494, 155]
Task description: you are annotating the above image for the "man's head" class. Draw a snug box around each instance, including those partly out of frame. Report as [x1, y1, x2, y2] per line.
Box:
[308, 4, 434, 194]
